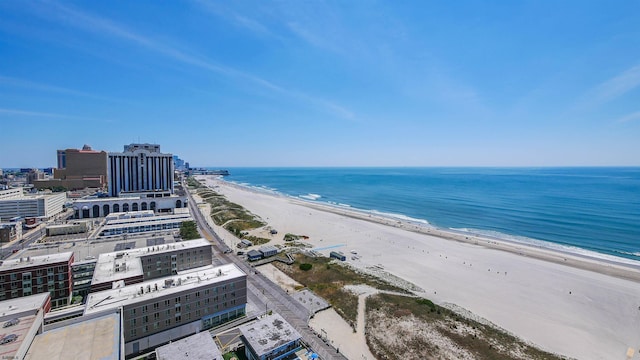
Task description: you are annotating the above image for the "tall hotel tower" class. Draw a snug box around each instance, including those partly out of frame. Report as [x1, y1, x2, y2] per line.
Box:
[107, 143, 174, 197]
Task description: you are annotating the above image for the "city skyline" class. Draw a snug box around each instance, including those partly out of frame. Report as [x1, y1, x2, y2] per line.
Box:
[1, 1, 640, 167]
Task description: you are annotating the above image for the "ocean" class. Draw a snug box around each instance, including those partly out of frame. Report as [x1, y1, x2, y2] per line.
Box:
[217, 167, 640, 263]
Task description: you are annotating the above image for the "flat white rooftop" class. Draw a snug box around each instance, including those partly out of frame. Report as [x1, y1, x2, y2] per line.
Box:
[0, 293, 50, 317]
[101, 213, 191, 228]
[85, 263, 246, 316]
[0, 252, 72, 272]
[91, 238, 211, 284]
[155, 331, 222, 360]
[25, 312, 121, 360]
[239, 313, 301, 358]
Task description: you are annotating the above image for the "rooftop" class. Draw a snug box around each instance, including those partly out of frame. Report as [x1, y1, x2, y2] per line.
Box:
[239, 313, 302, 358]
[0, 293, 50, 360]
[155, 331, 222, 360]
[0, 293, 50, 318]
[91, 238, 211, 285]
[24, 312, 121, 360]
[85, 263, 246, 315]
[260, 245, 279, 253]
[0, 252, 73, 272]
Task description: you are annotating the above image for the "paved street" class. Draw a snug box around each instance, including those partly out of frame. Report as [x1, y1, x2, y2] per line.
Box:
[186, 185, 347, 360]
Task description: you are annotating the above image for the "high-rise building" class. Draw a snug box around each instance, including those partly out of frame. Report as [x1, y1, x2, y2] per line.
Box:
[107, 143, 174, 197]
[34, 145, 108, 190]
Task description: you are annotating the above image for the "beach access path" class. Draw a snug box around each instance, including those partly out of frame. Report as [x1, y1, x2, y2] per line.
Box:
[197, 175, 640, 360]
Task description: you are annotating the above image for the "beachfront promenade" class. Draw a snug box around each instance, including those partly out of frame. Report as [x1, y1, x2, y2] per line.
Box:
[186, 186, 347, 360]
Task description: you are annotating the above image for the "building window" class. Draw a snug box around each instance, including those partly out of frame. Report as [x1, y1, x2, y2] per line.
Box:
[142, 305, 148, 313]
[130, 309, 136, 316]
[164, 299, 170, 307]
[165, 319, 171, 327]
[153, 302, 159, 310]
[130, 329, 136, 337]
[154, 312, 159, 320]
[175, 315, 181, 323]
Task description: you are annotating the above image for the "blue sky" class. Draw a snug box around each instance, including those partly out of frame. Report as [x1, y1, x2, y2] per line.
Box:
[1, 1, 639, 167]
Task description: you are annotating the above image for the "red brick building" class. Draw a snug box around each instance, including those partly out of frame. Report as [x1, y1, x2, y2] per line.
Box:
[0, 252, 74, 308]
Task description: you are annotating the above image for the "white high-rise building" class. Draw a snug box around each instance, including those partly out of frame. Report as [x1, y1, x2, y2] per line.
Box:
[107, 143, 174, 197]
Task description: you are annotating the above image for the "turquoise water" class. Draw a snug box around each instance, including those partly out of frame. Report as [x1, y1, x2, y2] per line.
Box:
[218, 167, 640, 262]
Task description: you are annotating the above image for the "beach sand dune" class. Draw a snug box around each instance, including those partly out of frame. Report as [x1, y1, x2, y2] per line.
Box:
[196, 176, 640, 360]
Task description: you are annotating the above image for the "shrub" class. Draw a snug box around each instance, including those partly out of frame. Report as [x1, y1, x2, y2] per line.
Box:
[299, 263, 312, 271]
[180, 221, 200, 240]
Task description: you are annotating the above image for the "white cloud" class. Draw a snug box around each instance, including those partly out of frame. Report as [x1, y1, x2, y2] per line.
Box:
[615, 111, 640, 123]
[592, 64, 640, 104]
[0, 75, 122, 102]
[40, 2, 353, 121]
[0, 108, 95, 121]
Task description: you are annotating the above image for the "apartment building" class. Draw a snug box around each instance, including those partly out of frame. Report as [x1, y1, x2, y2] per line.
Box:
[85, 263, 247, 357]
[0, 253, 74, 308]
[90, 238, 212, 292]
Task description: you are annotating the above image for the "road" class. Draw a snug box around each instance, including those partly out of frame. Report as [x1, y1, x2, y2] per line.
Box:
[0, 225, 45, 260]
[185, 182, 347, 360]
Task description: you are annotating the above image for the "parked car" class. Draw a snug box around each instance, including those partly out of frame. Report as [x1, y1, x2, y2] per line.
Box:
[3, 318, 19, 328]
[236, 251, 245, 255]
[0, 334, 18, 345]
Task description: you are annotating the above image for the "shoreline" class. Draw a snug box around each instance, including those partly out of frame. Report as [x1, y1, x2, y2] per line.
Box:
[218, 177, 640, 282]
[195, 175, 640, 359]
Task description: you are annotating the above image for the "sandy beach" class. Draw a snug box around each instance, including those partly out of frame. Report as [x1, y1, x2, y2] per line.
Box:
[196, 176, 640, 360]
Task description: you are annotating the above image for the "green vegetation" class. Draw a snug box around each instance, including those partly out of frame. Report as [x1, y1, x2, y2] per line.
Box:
[299, 263, 312, 271]
[283, 233, 300, 241]
[180, 221, 200, 240]
[274, 254, 406, 326]
[222, 349, 248, 360]
[366, 293, 565, 360]
[283, 233, 308, 241]
[186, 176, 203, 188]
[242, 235, 271, 246]
[189, 178, 266, 240]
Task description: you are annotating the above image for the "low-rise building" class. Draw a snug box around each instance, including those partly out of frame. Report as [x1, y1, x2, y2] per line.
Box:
[155, 331, 222, 360]
[0, 221, 22, 243]
[246, 250, 262, 262]
[45, 221, 91, 237]
[71, 193, 188, 219]
[24, 311, 123, 360]
[259, 245, 278, 258]
[0, 293, 51, 360]
[85, 263, 247, 357]
[97, 211, 191, 238]
[0, 252, 74, 308]
[0, 191, 66, 222]
[90, 238, 212, 292]
[239, 313, 302, 360]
